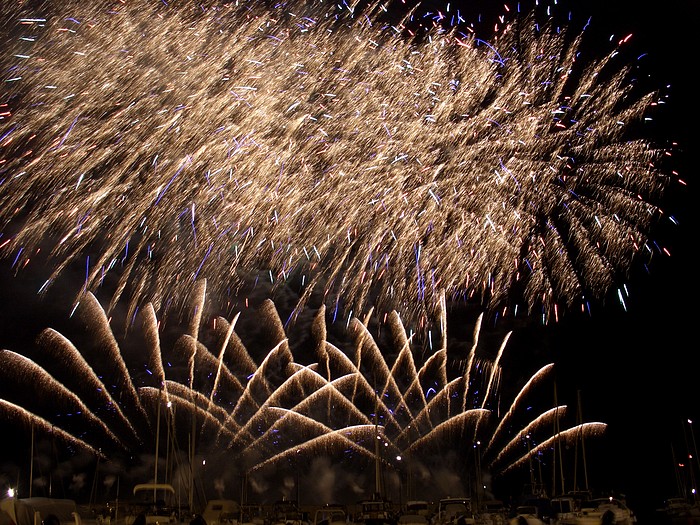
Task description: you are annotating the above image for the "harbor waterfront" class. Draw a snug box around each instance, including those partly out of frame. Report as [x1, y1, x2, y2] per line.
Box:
[6, 489, 690, 525]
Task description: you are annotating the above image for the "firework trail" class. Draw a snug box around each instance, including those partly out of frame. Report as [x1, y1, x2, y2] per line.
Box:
[0, 0, 674, 331]
[0, 285, 596, 502]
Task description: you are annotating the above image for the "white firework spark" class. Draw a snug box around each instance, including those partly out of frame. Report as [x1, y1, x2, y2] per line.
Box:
[0, 0, 675, 332]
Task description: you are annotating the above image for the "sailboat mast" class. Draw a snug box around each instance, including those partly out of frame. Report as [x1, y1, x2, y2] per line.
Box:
[90, 454, 102, 511]
[552, 381, 565, 496]
[687, 419, 700, 504]
[671, 444, 686, 499]
[527, 437, 535, 488]
[683, 419, 698, 503]
[374, 400, 382, 498]
[116, 476, 120, 524]
[577, 390, 589, 492]
[190, 403, 196, 512]
[155, 388, 162, 487]
[29, 422, 34, 498]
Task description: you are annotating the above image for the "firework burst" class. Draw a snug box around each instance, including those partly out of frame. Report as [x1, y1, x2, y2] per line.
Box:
[0, 0, 675, 332]
[0, 281, 602, 503]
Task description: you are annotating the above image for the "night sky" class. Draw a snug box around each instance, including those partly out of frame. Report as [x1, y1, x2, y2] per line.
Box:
[0, 0, 697, 523]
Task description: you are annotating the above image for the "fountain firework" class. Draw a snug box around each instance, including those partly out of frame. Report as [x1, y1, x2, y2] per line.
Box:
[0, 0, 678, 333]
[0, 280, 604, 504]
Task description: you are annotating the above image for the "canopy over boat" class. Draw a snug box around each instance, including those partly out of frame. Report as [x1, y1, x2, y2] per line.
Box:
[0, 497, 78, 525]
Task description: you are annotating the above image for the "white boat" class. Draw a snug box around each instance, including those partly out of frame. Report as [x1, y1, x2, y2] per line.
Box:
[432, 497, 475, 525]
[123, 483, 181, 525]
[565, 497, 636, 525]
[357, 497, 394, 525]
[507, 506, 544, 525]
[0, 497, 82, 525]
[312, 504, 351, 525]
[269, 500, 308, 525]
[477, 500, 507, 525]
[549, 495, 579, 525]
[202, 500, 240, 525]
[403, 502, 431, 520]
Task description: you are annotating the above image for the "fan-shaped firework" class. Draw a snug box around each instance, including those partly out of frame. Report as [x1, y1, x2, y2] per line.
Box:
[0, 0, 675, 331]
[0, 281, 604, 504]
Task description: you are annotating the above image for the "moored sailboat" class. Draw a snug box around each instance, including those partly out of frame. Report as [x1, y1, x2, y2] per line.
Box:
[548, 391, 636, 525]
